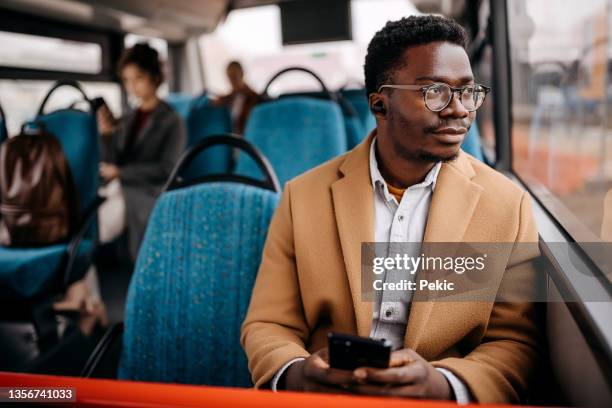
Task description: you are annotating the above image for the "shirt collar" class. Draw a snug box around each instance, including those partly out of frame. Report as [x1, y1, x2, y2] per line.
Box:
[369, 138, 441, 202]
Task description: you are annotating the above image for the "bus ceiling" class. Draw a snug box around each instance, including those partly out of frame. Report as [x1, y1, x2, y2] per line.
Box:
[0, 0, 232, 43]
[0, 0, 479, 43]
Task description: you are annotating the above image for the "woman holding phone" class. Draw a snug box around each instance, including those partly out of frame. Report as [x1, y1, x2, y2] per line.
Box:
[97, 43, 186, 262]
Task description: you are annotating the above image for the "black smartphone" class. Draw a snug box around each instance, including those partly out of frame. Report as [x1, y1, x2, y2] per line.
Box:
[91, 96, 108, 112]
[328, 332, 391, 371]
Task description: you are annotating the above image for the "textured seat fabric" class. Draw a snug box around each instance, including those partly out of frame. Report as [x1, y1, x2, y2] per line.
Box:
[166, 93, 196, 119]
[236, 97, 346, 186]
[119, 182, 279, 387]
[38, 109, 100, 213]
[183, 96, 233, 178]
[344, 115, 366, 151]
[461, 121, 485, 162]
[341, 89, 376, 144]
[0, 239, 94, 299]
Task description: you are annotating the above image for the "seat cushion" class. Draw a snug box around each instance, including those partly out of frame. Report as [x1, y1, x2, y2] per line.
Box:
[0, 239, 93, 299]
[119, 182, 279, 387]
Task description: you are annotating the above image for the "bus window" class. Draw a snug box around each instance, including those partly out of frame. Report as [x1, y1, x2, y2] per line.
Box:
[0, 31, 102, 74]
[469, 1, 496, 163]
[199, 0, 418, 95]
[0, 79, 122, 136]
[507, 0, 612, 279]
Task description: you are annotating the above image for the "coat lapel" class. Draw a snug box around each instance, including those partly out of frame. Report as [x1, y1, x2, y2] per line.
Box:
[404, 152, 484, 355]
[331, 133, 376, 337]
[331, 132, 484, 350]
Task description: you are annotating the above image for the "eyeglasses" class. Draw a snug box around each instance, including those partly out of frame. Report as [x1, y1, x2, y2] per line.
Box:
[377, 83, 491, 112]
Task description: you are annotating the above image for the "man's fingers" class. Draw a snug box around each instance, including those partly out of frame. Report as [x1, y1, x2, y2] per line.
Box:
[390, 348, 419, 367]
[304, 381, 353, 394]
[310, 353, 329, 369]
[305, 366, 355, 386]
[353, 363, 425, 385]
[304, 355, 355, 386]
[349, 382, 426, 398]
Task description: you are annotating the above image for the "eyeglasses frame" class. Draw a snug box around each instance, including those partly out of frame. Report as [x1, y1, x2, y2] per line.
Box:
[377, 83, 491, 112]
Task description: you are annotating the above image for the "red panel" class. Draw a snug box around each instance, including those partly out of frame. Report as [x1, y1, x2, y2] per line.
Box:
[0, 371, 527, 408]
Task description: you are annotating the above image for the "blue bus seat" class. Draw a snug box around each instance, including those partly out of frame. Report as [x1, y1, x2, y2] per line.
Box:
[236, 97, 347, 186]
[344, 114, 366, 150]
[37, 109, 99, 213]
[461, 121, 485, 162]
[117, 135, 280, 387]
[0, 102, 7, 144]
[166, 93, 196, 119]
[279, 89, 365, 152]
[183, 96, 233, 178]
[340, 89, 376, 140]
[0, 240, 94, 299]
[0, 81, 100, 302]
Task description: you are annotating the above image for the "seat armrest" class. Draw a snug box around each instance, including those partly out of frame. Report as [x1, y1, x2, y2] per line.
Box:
[63, 195, 105, 287]
[81, 322, 123, 378]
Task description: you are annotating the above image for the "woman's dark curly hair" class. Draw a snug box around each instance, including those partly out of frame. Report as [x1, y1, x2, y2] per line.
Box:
[117, 42, 164, 86]
[364, 15, 469, 96]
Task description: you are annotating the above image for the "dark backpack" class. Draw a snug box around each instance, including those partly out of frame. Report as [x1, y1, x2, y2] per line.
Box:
[0, 124, 80, 247]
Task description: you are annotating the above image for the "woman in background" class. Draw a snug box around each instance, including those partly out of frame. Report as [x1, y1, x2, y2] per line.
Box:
[97, 43, 186, 262]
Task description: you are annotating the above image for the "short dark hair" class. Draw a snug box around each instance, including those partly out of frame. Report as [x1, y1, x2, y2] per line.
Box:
[117, 42, 164, 86]
[364, 15, 469, 96]
[227, 60, 244, 73]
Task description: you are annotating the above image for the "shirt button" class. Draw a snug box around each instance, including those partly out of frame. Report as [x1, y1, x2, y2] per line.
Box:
[398, 215, 404, 222]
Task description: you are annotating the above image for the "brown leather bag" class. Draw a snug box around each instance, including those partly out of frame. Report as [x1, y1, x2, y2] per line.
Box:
[0, 125, 80, 247]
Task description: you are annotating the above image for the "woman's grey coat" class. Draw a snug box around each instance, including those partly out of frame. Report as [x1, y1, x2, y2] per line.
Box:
[100, 101, 186, 261]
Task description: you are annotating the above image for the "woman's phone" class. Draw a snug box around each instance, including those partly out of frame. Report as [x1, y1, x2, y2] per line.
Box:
[328, 332, 391, 371]
[91, 96, 108, 112]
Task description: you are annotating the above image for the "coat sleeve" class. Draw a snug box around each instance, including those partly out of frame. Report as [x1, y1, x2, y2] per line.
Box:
[241, 181, 312, 388]
[431, 192, 542, 404]
[99, 129, 122, 163]
[119, 114, 186, 186]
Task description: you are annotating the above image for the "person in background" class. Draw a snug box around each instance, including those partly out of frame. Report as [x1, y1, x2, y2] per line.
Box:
[96, 42, 186, 262]
[212, 60, 260, 134]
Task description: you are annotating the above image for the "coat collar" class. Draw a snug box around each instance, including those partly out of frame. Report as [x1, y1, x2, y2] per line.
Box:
[123, 100, 170, 148]
[332, 129, 483, 352]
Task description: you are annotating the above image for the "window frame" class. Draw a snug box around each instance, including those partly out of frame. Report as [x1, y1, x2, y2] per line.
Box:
[0, 9, 124, 82]
[493, 0, 612, 389]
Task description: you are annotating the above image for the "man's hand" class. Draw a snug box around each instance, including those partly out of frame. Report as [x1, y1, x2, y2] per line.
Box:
[349, 348, 453, 400]
[99, 162, 120, 182]
[284, 349, 354, 393]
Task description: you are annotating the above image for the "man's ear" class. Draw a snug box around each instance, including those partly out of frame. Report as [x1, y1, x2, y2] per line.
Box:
[369, 93, 387, 118]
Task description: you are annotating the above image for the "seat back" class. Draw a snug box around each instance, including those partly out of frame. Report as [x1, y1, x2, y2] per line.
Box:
[461, 121, 485, 162]
[0, 102, 7, 144]
[236, 97, 346, 186]
[166, 93, 196, 119]
[0, 81, 98, 303]
[35, 80, 99, 214]
[119, 136, 280, 387]
[279, 88, 365, 151]
[340, 88, 376, 144]
[183, 96, 233, 178]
